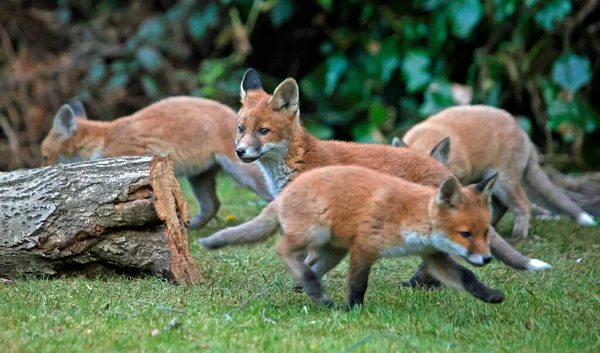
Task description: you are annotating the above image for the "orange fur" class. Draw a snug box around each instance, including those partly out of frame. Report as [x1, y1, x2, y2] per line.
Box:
[402, 105, 596, 238]
[41, 96, 272, 228]
[200, 70, 552, 279]
[203, 166, 505, 307]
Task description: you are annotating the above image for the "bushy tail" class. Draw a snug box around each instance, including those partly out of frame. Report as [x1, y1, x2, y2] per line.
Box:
[198, 200, 280, 249]
[489, 228, 552, 271]
[523, 148, 596, 226]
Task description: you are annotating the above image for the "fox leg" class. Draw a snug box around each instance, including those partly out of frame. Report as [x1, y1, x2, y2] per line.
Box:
[401, 262, 443, 289]
[345, 248, 377, 310]
[491, 196, 508, 226]
[275, 238, 335, 307]
[188, 167, 221, 229]
[422, 253, 504, 304]
[494, 178, 532, 239]
[305, 245, 348, 279]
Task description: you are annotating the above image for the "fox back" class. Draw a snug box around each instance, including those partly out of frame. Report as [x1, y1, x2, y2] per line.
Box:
[234, 70, 451, 195]
[42, 97, 243, 177]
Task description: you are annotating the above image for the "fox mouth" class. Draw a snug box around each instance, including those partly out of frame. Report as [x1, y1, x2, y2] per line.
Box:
[239, 156, 260, 163]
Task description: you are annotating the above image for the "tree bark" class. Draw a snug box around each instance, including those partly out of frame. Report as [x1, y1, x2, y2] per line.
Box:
[0, 155, 201, 284]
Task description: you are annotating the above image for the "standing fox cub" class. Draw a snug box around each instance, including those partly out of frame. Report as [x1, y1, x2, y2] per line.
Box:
[199, 69, 551, 283]
[392, 105, 596, 239]
[202, 166, 505, 307]
[41, 96, 272, 229]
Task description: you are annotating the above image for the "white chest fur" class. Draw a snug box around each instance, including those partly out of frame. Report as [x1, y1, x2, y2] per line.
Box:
[379, 231, 467, 258]
[257, 156, 294, 196]
[379, 231, 434, 257]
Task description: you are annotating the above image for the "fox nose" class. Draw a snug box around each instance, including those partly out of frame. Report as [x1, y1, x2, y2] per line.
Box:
[236, 147, 246, 157]
[482, 256, 492, 264]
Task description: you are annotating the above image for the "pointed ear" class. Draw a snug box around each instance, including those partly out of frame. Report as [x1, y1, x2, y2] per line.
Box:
[430, 137, 451, 165]
[69, 100, 87, 119]
[475, 173, 499, 202]
[52, 104, 78, 138]
[240, 68, 263, 101]
[391, 137, 407, 147]
[268, 78, 299, 114]
[436, 176, 464, 207]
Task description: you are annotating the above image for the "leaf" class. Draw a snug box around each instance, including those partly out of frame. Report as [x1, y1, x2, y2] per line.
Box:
[401, 49, 431, 93]
[551, 53, 591, 92]
[136, 46, 163, 73]
[137, 17, 165, 41]
[317, 0, 332, 11]
[369, 101, 389, 127]
[351, 121, 376, 143]
[141, 76, 161, 98]
[324, 54, 348, 96]
[419, 81, 455, 116]
[378, 38, 400, 83]
[304, 122, 334, 140]
[492, 0, 516, 23]
[448, 0, 483, 39]
[188, 2, 219, 40]
[270, 0, 294, 27]
[517, 116, 533, 136]
[534, 0, 572, 31]
[88, 63, 106, 84]
[105, 74, 129, 90]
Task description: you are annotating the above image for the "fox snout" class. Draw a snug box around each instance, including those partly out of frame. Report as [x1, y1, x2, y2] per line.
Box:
[465, 253, 493, 267]
[236, 147, 246, 157]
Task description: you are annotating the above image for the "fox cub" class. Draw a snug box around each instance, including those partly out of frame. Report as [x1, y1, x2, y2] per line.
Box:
[41, 96, 272, 229]
[392, 105, 596, 239]
[199, 69, 551, 276]
[201, 166, 505, 308]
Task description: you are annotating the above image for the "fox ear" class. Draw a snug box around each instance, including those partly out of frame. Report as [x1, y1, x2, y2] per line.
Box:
[240, 68, 263, 101]
[53, 104, 78, 138]
[69, 100, 87, 119]
[269, 78, 299, 115]
[436, 176, 464, 207]
[475, 173, 499, 202]
[430, 137, 451, 165]
[391, 137, 407, 147]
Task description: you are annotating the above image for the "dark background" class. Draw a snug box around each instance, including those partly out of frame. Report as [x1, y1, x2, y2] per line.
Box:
[1, 0, 599, 172]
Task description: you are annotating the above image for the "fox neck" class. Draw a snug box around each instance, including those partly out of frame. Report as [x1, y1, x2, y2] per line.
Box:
[257, 120, 316, 196]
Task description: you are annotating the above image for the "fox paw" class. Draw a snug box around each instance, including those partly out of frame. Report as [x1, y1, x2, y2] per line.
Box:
[485, 290, 505, 304]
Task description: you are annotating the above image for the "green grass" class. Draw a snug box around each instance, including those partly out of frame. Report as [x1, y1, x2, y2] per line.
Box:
[1, 175, 599, 353]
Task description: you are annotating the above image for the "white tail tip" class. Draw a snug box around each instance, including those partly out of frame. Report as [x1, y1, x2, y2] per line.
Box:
[527, 259, 553, 271]
[577, 213, 597, 226]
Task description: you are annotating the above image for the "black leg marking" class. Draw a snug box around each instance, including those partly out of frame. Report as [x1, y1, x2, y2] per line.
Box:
[459, 268, 504, 304]
[346, 266, 371, 310]
[402, 262, 443, 289]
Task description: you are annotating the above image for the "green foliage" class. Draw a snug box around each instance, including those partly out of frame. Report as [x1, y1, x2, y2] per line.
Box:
[52, 0, 599, 159]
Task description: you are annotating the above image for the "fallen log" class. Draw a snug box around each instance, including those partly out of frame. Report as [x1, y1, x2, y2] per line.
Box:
[0, 155, 201, 284]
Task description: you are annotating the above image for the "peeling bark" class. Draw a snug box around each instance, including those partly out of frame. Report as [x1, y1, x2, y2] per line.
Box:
[0, 155, 201, 284]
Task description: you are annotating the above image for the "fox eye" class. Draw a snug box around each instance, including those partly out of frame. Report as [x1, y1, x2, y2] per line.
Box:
[238, 125, 244, 133]
[460, 231, 472, 239]
[258, 128, 270, 135]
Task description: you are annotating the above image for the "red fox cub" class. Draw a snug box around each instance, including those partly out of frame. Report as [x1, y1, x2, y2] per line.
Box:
[199, 69, 551, 287]
[202, 166, 505, 307]
[392, 105, 596, 239]
[41, 96, 272, 229]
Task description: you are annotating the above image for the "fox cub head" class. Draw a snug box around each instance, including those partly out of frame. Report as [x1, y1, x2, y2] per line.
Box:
[431, 173, 499, 266]
[41, 101, 100, 166]
[234, 68, 300, 163]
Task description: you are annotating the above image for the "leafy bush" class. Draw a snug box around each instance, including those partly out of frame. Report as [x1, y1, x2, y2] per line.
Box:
[1, 0, 599, 171]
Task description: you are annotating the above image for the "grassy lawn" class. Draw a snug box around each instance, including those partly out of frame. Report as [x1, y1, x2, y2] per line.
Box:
[1, 174, 599, 353]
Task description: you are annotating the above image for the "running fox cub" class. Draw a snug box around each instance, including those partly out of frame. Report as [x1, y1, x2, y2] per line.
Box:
[41, 96, 272, 228]
[202, 166, 505, 307]
[199, 69, 550, 276]
[393, 105, 596, 239]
